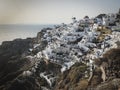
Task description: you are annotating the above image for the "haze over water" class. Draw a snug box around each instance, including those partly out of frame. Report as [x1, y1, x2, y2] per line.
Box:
[0, 24, 54, 44]
[0, 0, 119, 44]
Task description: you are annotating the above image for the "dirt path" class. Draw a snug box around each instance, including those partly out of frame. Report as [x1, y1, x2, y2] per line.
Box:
[100, 65, 106, 82]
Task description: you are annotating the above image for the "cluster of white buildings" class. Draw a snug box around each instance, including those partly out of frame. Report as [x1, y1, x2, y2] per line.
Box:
[33, 12, 119, 70]
[23, 11, 120, 87]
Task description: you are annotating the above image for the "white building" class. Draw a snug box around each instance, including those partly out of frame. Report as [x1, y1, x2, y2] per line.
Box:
[102, 13, 116, 26]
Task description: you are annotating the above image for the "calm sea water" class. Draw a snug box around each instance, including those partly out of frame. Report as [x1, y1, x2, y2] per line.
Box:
[0, 24, 54, 44]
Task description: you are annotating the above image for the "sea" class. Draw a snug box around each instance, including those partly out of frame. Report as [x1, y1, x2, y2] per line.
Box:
[0, 24, 54, 45]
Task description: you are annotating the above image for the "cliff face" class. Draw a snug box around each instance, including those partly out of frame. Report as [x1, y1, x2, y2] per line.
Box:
[0, 10, 120, 90]
[0, 37, 119, 90]
[54, 48, 120, 90]
[54, 63, 89, 90]
[0, 30, 61, 90]
[89, 48, 120, 90]
[0, 38, 34, 89]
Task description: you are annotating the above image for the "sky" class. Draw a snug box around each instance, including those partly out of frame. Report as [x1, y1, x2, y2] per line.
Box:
[0, 0, 120, 24]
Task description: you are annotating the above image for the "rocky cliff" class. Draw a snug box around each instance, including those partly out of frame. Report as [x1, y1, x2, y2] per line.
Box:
[0, 10, 120, 90]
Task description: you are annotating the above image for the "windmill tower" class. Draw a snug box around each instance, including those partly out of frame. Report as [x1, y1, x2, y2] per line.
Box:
[118, 8, 120, 14]
[72, 17, 77, 23]
[116, 8, 120, 23]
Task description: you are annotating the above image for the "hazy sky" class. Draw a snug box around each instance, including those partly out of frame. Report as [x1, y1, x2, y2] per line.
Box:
[0, 0, 120, 24]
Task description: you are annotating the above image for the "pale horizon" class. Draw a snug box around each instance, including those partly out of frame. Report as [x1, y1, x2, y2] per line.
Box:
[0, 0, 120, 24]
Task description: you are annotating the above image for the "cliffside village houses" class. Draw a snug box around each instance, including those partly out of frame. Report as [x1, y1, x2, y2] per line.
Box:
[23, 9, 120, 85]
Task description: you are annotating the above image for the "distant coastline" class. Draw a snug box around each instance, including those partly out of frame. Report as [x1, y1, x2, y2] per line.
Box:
[0, 24, 55, 45]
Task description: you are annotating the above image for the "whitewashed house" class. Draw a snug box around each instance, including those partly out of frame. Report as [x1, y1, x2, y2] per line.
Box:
[102, 13, 116, 26]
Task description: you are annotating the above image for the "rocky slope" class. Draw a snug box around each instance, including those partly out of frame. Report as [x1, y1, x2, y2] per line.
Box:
[0, 9, 120, 90]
